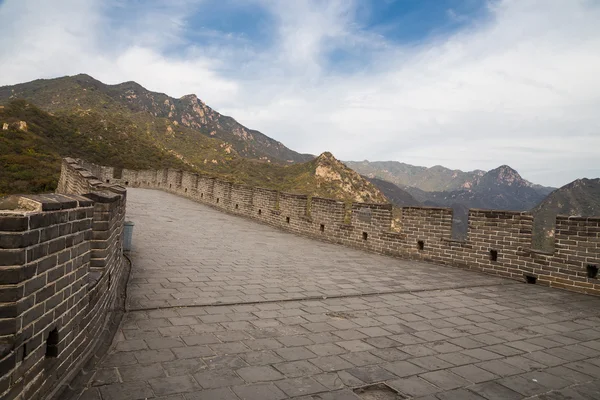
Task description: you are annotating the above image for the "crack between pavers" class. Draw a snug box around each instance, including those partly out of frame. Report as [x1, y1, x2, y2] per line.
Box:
[127, 281, 524, 312]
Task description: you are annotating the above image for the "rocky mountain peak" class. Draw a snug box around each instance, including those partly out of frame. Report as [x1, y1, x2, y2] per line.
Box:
[483, 165, 528, 186]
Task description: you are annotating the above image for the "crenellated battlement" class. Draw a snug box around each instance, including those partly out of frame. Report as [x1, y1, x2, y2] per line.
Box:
[82, 159, 599, 297]
[0, 159, 128, 400]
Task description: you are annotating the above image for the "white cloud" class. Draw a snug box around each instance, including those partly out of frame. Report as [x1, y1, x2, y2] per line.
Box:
[0, 0, 599, 187]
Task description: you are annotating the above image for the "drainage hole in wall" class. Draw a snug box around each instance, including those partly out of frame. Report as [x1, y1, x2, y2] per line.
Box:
[216, 198, 220, 203]
[417, 240, 424, 251]
[235, 204, 239, 210]
[125, 181, 129, 186]
[362, 232, 368, 240]
[525, 274, 537, 284]
[286, 217, 290, 224]
[587, 265, 599, 279]
[169, 184, 172, 188]
[200, 193, 204, 198]
[490, 249, 498, 262]
[106, 179, 110, 183]
[185, 188, 187, 193]
[320, 224, 325, 232]
[258, 209, 262, 215]
[45, 328, 59, 358]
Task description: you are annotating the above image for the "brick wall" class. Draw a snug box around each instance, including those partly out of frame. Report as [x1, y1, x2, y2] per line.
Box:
[77, 162, 600, 296]
[0, 159, 128, 400]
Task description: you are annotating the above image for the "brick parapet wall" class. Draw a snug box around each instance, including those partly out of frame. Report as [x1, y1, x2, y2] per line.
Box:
[0, 159, 128, 400]
[84, 162, 600, 296]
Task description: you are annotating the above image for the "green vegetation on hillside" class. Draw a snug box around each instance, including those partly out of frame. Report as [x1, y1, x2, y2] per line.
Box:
[0, 74, 312, 164]
[0, 100, 385, 203]
[0, 100, 191, 195]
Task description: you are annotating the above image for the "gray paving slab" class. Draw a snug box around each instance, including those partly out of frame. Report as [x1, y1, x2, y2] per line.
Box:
[72, 188, 600, 399]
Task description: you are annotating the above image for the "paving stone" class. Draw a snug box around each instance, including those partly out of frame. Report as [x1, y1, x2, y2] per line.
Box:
[90, 368, 120, 386]
[340, 351, 383, 367]
[363, 336, 400, 349]
[370, 348, 410, 362]
[210, 342, 250, 355]
[497, 375, 548, 397]
[333, 330, 368, 341]
[237, 365, 285, 383]
[232, 383, 287, 400]
[307, 343, 346, 356]
[346, 365, 397, 383]
[409, 356, 454, 372]
[135, 349, 176, 364]
[146, 337, 186, 350]
[399, 344, 438, 357]
[98, 381, 154, 400]
[204, 355, 248, 370]
[276, 347, 318, 361]
[184, 388, 239, 400]
[244, 338, 284, 351]
[103, 352, 138, 367]
[461, 349, 503, 361]
[545, 365, 595, 384]
[467, 381, 523, 400]
[79, 388, 102, 400]
[182, 334, 220, 346]
[449, 364, 499, 383]
[312, 372, 347, 390]
[278, 336, 314, 347]
[523, 350, 567, 367]
[383, 361, 426, 378]
[162, 359, 206, 376]
[419, 370, 471, 390]
[435, 388, 487, 400]
[336, 340, 376, 353]
[310, 356, 355, 372]
[238, 350, 282, 366]
[275, 377, 328, 397]
[119, 363, 166, 382]
[115, 340, 149, 352]
[501, 355, 546, 372]
[387, 376, 441, 397]
[274, 360, 323, 377]
[149, 375, 202, 396]
[173, 345, 215, 359]
[436, 352, 480, 367]
[194, 369, 244, 389]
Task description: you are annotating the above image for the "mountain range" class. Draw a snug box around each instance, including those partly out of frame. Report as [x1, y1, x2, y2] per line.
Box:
[0, 76, 383, 203]
[349, 161, 598, 246]
[1, 74, 598, 251]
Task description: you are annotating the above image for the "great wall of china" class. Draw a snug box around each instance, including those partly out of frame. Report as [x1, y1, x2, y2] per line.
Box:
[0, 157, 598, 399]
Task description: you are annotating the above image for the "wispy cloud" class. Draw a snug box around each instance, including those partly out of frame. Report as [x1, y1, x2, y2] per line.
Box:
[0, 0, 599, 187]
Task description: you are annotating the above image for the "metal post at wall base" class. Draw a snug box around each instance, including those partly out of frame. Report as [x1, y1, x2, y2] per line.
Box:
[123, 221, 134, 252]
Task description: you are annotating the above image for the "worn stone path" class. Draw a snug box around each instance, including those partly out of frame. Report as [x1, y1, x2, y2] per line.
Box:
[77, 189, 600, 400]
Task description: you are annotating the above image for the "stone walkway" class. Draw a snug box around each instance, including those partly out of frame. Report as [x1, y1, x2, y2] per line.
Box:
[77, 189, 600, 400]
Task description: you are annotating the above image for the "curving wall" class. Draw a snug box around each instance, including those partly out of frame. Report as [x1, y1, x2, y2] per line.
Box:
[0, 159, 127, 400]
[94, 159, 599, 296]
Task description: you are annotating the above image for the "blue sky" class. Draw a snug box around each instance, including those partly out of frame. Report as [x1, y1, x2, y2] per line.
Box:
[0, 0, 599, 187]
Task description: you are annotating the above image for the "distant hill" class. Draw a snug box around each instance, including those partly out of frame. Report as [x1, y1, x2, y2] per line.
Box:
[532, 178, 600, 251]
[346, 160, 486, 192]
[0, 74, 313, 164]
[0, 100, 384, 203]
[407, 165, 552, 211]
[365, 177, 420, 206]
[363, 165, 555, 240]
